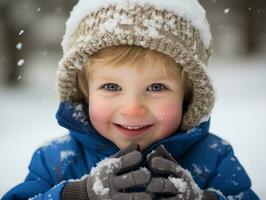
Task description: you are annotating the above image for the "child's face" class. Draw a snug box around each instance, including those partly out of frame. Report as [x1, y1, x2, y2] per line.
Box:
[87, 62, 184, 150]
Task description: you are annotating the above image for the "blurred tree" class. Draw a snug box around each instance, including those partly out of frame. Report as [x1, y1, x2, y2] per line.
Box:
[0, 0, 76, 86]
[0, 1, 25, 85]
[241, 0, 266, 53]
[201, 0, 266, 54]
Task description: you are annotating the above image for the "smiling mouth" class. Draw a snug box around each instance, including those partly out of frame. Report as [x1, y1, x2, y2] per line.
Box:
[113, 123, 153, 135]
[116, 123, 152, 130]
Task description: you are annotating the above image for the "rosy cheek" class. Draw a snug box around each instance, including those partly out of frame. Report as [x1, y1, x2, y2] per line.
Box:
[155, 102, 182, 136]
[89, 100, 111, 126]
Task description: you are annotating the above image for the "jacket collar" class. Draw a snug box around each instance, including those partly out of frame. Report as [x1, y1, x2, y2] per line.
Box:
[56, 101, 210, 157]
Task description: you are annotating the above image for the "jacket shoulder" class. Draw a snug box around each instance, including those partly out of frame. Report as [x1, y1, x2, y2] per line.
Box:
[179, 132, 253, 196]
[179, 133, 236, 187]
[31, 134, 88, 184]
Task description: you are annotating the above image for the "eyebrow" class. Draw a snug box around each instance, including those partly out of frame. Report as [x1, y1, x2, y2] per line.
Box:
[92, 76, 174, 82]
[92, 76, 123, 82]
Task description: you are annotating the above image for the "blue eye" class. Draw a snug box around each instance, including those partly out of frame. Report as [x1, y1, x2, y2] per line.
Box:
[102, 83, 121, 91]
[147, 83, 167, 92]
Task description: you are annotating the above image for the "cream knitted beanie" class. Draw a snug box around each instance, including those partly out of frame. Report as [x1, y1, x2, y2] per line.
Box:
[57, 0, 215, 131]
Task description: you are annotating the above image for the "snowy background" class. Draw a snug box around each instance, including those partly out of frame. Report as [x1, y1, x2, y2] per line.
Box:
[1, 54, 266, 199]
[0, 0, 266, 199]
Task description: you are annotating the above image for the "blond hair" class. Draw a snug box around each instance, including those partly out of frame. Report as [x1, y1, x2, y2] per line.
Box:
[78, 45, 192, 110]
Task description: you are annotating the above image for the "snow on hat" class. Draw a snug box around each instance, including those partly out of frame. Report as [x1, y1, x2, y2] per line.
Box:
[57, 0, 215, 131]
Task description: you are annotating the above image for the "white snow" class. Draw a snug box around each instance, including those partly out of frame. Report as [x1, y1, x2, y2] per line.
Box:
[40, 134, 71, 149]
[90, 157, 120, 196]
[175, 166, 203, 198]
[93, 176, 110, 196]
[62, 0, 211, 52]
[192, 164, 202, 175]
[208, 143, 218, 149]
[17, 59, 25, 66]
[18, 30, 24, 36]
[16, 42, 23, 50]
[60, 150, 76, 161]
[224, 8, 230, 14]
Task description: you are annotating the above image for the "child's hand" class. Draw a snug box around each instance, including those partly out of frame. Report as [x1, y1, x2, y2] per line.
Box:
[146, 145, 218, 200]
[86, 143, 152, 200]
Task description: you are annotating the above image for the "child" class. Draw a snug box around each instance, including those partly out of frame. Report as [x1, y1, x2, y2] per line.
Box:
[3, 0, 259, 199]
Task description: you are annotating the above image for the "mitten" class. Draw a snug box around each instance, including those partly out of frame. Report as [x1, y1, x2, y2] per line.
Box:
[146, 145, 218, 200]
[62, 143, 152, 200]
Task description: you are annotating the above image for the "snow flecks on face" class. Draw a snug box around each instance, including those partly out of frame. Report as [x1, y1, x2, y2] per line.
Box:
[168, 176, 187, 193]
[60, 150, 76, 161]
[192, 164, 202, 176]
[158, 112, 166, 121]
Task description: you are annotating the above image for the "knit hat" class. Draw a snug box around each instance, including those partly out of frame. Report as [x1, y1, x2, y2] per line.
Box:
[57, 0, 215, 131]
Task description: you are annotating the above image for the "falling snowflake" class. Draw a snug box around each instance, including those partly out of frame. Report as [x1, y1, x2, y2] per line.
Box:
[18, 30, 24, 36]
[16, 42, 23, 50]
[224, 8, 230, 14]
[17, 59, 25, 66]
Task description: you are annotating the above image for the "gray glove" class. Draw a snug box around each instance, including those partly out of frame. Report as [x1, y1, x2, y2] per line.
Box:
[146, 145, 218, 200]
[62, 143, 152, 200]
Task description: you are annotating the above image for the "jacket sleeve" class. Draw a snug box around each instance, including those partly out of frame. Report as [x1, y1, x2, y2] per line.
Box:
[206, 144, 260, 200]
[2, 149, 68, 200]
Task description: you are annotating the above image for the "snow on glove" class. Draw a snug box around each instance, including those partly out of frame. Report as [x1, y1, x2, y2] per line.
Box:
[62, 143, 152, 200]
[146, 145, 218, 200]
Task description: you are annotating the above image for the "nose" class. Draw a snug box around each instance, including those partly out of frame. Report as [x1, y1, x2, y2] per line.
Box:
[119, 98, 148, 116]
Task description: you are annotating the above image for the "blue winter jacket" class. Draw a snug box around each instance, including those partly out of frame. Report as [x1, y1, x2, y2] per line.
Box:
[2, 102, 259, 200]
